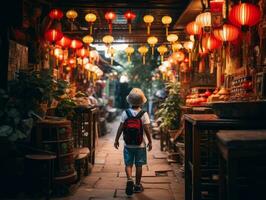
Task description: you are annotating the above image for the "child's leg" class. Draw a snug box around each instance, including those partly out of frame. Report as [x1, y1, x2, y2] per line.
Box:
[135, 166, 142, 185]
[125, 165, 133, 180]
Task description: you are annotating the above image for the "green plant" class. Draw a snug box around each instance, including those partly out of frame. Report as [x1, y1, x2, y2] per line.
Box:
[54, 98, 77, 119]
[0, 89, 33, 142]
[156, 81, 182, 130]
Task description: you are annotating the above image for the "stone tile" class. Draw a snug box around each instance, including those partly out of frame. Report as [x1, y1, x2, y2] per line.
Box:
[89, 172, 118, 178]
[95, 158, 106, 165]
[92, 165, 104, 173]
[102, 165, 125, 173]
[115, 188, 175, 200]
[119, 171, 155, 178]
[141, 176, 172, 184]
[94, 177, 126, 190]
[153, 152, 168, 159]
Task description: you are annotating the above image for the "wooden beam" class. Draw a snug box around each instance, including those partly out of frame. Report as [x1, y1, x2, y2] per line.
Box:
[53, 1, 188, 10]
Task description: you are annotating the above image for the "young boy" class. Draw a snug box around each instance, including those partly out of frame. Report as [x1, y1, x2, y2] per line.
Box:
[114, 88, 152, 196]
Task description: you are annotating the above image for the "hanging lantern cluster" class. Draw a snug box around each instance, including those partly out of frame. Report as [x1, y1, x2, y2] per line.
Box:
[186, 21, 202, 36]
[49, 9, 63, 20]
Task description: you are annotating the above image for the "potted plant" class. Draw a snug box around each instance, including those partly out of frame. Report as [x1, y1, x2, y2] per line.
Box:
[156, 81, 182, 137]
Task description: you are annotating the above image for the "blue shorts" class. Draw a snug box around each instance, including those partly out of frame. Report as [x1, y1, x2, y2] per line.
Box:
[123, 147, 147, 167]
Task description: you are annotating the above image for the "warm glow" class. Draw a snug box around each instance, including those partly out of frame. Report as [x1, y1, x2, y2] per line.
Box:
[183, 41, 194, 51]
[157, 45, 168, 55]
[172, 43, 183, 52]
[167, 34, 178, 43]
[102, 35, 114, 44]
[70, 39, 83, 49]
[202, 34, 222, 51]
[213, 23, 239, 42]
[229, 3, 261, 27]
[147, 36, 158, 46]
[85, 13, 97, 23]
[105, 12, 116, 21]
[49, 9, 63, 20]
[54, 48, 63, 58]
[76, 48, 89, 58]
[125, 46, 135, 54]
[172, 51, 185, 62]
[186, 21, 202, 35]
[83, 35, 94, 44]
[196, 11, 212, 28]
[138, 46, 148, 55]
[45, 29, 63, 43]
[56, 36, 71, 48]
[143, 15, 154, 23]
[66, 10, 78, 20]
[162, 16, 172, 25]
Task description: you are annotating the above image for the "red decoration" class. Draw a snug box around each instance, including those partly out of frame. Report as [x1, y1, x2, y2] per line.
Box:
[202, 34, 222, 51]
[76, 48, 90, 58]
[186, 21, 202, 35]
[56, 36, 71, 49]
[213, 23, 239, 42]
[105, 11, 116, 34]
[44, 29, 63, 44]
[229, 3, 261, 28]
[70, 39, 83, 49]
[49, 9, 63, 20]
[210, 0, 224, 13]
[124, 11, 136, 33]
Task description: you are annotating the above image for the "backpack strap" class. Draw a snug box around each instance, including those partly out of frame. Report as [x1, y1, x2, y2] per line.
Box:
[135, 110, 146, 119]
[125, 109, 133, 118]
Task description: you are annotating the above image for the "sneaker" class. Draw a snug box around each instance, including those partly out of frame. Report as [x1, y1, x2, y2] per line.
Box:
[125, 179, 134, 196]
[134, 184, 144, 193]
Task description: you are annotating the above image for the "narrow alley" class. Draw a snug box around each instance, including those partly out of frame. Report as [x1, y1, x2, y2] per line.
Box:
[56, 118, 184, 200]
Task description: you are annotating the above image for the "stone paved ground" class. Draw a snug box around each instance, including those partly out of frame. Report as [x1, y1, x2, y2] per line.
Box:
[55, 119, 184, 200]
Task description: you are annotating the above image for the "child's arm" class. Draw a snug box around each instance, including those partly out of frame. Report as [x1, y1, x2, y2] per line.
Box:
[114, 123, 124, 149]
[143, 124, 152, 151]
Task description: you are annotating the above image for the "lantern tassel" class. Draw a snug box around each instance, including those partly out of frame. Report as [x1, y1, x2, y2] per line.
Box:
[147, 24, 150, 35]
[160, 55, 164, 63]
[127, 55, 131, 63]
[152, 46, 154, 56]
[109, 23, 112, 34]
[142, 55, 146, 65]
[129, 24, 132, 34]
[165, 26, 168, 36]
[90, 25, 93, 35]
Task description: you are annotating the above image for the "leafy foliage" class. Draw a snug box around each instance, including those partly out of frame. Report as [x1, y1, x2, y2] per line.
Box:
[115, 46, 163, 95]
[0, 69, 68, 142]
[156, 81, 182, 130]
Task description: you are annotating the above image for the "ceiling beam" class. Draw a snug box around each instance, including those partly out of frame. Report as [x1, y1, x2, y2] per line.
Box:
[52, 1, 187, 10]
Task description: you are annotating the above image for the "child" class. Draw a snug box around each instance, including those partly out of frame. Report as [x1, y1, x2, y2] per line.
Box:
[114, 88, 152, 196]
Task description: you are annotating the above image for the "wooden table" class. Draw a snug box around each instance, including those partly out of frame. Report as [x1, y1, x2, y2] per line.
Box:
[217, 130, 266, 200]
[184, 114, 266, 200]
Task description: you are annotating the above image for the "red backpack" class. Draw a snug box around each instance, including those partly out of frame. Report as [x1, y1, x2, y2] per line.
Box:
[123, 109, 146, 145]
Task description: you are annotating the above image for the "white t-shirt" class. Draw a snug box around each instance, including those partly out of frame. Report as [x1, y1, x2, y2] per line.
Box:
[120, 108, 150, 148]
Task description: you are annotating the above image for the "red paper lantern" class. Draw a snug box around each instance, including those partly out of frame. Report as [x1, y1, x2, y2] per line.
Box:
[76, 48, 90, 58]
[105, 11, 116, 34]
[124, 11, 136, 33]
[70, 39, 83, 49]
[202, 34, 222, 51]
[186, 21, 202, 35]
[56, 36, 71, 49]
[229, 3, 261, 28]
[44, 29, 63, 44]
[49, 9, 63, 20]
[213, 23, 239, 42]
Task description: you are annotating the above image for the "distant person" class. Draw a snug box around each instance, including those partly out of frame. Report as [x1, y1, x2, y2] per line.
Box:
[114, 88, 152, 196]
